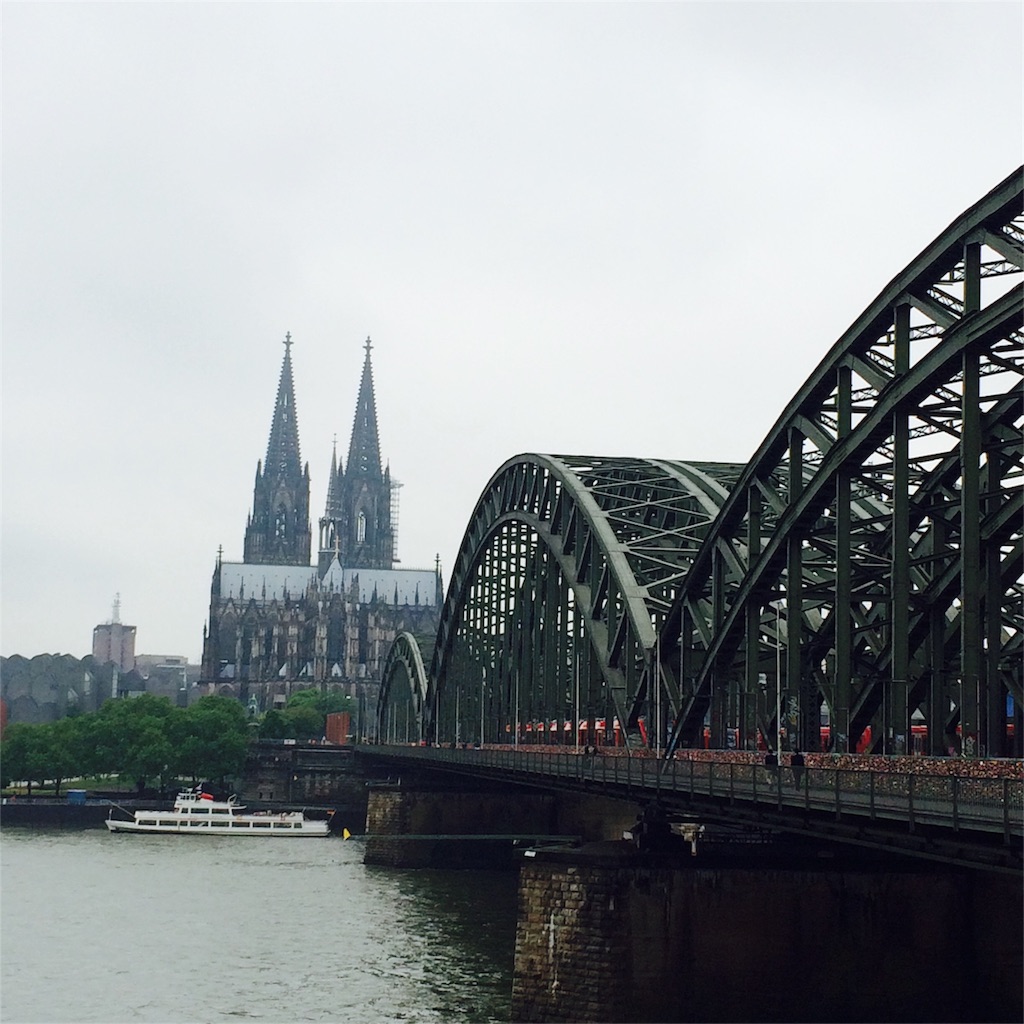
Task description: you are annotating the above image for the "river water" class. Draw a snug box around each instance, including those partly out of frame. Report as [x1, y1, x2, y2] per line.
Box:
[0, 827, 519, 1024]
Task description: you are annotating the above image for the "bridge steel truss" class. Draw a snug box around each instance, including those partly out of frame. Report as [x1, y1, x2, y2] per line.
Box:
[377, 168, 1023, 760]
[377, 631, 430, 745]
[419, 456, 744, 748]
[663, 167, 1023, 758]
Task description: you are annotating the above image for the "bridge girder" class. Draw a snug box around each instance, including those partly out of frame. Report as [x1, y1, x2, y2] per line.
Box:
[423, 456, 740, 746]
[664, 167, 1023, 757]
[377, 168, 1023, 760]
[376, 631, 430, 744]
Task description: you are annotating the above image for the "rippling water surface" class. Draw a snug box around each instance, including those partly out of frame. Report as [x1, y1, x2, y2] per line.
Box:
[1, 828, 518, 1024]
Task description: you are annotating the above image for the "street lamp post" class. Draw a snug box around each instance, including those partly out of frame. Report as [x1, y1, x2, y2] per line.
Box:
[655, 640, 662, 756]
[772, 600, 784, 758]
[514, 674, 519, 749]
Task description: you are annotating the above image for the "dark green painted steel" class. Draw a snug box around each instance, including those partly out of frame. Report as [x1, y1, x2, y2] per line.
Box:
[377, 631, 429, 744]
[379, 168, 1024, 762]
[424, 456, 741, 748]
[664, 167, 1023, 757]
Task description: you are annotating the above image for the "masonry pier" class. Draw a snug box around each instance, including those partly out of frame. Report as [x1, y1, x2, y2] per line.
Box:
[355, 765, 1022, 1023]
[511, 841, 1022, 1024]
[363, 782, 636, 868]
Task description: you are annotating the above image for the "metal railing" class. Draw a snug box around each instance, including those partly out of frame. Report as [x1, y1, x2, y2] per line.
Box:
[367, 746, 1023, 843]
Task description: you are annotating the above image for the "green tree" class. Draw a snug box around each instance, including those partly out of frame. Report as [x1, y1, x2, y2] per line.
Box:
[92, 694, 180, 792]
[70, 713, 105, 780]
[173, 696, 249, 786]
[124, 720, 176, 794]
[1, 724, 29, 790]
[258, 709, 290, 739]
[0, 723, 49, 794]
[280, 687, 355, 739]
[320, 690, 355, 715]
[37, 718, 84, 796]
[284, 688, 320, 709]
[282, 703, 323, 741]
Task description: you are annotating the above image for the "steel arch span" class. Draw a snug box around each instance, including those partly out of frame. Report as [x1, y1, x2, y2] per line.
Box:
[377, 168, 1022, 759]
[423, 455, 743, 747]
[662, 166, 1023, 758]
[376, 631, 430, 744]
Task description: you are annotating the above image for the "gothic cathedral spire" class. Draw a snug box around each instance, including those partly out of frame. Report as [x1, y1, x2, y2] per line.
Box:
[244, 333, 312, 565]
[317, 337, 394, 573]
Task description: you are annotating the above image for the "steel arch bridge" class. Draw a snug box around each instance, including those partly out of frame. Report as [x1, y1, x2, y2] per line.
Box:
[378, 167, 1023, 759]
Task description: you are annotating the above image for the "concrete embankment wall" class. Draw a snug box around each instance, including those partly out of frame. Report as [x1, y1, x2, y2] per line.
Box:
[511, 846, 1023, 1024]
[0, 800, 165, 828]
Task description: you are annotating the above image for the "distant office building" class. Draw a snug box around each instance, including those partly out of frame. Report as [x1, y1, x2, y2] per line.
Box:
[134, 654, 201, 706]
[200, 335, 442, 731]
[92, 595, 136, 671]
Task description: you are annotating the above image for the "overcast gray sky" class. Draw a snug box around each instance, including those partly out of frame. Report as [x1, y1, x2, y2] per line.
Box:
[2, 2, 1021, 662]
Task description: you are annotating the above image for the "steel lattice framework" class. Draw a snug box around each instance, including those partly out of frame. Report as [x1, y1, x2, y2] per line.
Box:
[378, 168, 1023, 758]
[421, 456, 742, 746]
[663, 167, 1023, 757]
[378, 631, 430, 745]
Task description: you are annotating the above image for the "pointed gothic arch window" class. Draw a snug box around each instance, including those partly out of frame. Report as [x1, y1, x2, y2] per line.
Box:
[357, 510, 366, 544]
[275, 505, 288, 539]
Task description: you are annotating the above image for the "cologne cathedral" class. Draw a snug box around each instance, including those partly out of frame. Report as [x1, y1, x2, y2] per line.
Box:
[199, 335, 442, 731]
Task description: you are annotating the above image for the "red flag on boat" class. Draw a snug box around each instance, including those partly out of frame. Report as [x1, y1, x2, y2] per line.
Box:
[201, 792, 213, 801]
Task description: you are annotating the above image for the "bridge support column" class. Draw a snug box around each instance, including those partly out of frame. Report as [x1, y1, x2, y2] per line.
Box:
[362, 779, 642, 867]
[512, 843, 1022, 1023]
[363, 784, 559, 867]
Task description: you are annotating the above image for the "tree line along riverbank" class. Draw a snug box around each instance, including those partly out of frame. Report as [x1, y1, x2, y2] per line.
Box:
[1, 688, 356, 798]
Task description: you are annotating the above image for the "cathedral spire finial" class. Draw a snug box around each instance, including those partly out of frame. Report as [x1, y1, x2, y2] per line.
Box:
[364, 335, 372, 356]
[285, 331, 292, 351]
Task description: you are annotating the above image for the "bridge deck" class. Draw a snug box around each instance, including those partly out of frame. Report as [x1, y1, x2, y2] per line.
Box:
[362, 746, 1023, 871]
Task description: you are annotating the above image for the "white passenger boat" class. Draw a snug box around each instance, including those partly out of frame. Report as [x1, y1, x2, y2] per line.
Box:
[105, 787, 332, 837]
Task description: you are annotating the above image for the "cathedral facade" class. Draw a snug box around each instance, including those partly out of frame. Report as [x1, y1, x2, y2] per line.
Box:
[200, 335, 442, 733]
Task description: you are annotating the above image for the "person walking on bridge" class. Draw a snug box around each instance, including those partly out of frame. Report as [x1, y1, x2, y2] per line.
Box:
[791, 751, 805, 788]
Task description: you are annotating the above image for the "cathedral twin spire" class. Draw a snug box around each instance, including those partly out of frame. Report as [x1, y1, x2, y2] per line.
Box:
[244, 333, 311, 566]
[244, 333, 394, 574]
[265, 333, 303, 479]
[346, 337, 383, 482]
[320, 336, 395, 573]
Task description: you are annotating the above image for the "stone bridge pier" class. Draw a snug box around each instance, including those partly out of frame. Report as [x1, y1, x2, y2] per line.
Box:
[362, 778, 637, 868]
[511, 843, 1022, 1024]
[358, 774, 1021, 1023]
